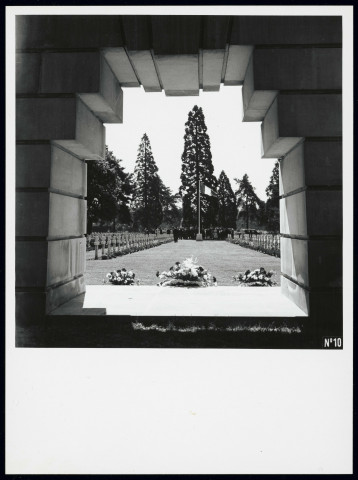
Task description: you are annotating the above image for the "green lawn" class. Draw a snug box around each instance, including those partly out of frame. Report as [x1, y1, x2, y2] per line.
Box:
[85, 240, 281, 286]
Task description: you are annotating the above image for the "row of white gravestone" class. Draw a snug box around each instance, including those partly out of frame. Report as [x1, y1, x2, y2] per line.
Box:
[86, 232, 173, 260]
[231, 233, 281, 252]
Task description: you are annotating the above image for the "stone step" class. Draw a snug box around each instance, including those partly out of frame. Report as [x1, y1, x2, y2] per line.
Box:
[17, 96, 105, 159]
[242, 47, 341, 122]
[260, 93, 342, 158]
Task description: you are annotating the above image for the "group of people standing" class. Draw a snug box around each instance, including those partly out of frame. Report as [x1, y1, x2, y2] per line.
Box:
[172, 227, 235, 243]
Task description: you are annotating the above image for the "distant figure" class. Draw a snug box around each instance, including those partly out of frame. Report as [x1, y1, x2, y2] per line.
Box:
[160, 228, 163, 234]
[173, 228, 179, 243]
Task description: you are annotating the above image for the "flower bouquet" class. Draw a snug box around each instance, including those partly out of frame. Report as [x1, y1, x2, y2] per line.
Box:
[104, 268, 138, 285]
[233, 267, 277, 286]
[156, 257, 217, 287]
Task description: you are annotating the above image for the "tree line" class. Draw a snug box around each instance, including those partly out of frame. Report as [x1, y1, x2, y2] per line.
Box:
[87, 105, 279, 234]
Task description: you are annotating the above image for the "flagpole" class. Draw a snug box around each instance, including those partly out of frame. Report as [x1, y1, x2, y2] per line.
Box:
[195, 115, 202, 241]
[198, 180, 200, 235]
[196, 179, 202, 241]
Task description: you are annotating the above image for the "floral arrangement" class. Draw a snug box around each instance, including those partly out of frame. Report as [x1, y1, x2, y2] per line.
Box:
[156, 257, 217, 287]
[105, 268, 138, 285]
[233, 267, 277, 286]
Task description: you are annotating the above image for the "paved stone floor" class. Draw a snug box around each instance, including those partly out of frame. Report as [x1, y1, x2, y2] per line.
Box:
[85, 240, 281, 286]
[52, 286, 305, 317]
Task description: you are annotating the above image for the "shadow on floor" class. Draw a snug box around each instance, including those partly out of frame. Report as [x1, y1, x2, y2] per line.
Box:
[16, 315, 321, 349]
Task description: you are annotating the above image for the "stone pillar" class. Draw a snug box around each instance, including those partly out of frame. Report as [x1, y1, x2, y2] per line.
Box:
[279, 140, 342, 334]
[16, 20, 124, 324]
[242, 38, 342, 336]
[16, 142, 88, 324]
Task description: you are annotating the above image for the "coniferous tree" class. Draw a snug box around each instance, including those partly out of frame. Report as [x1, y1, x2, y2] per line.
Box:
[179, 105, 218, 230]
[132, 133, 162, 231]
[265, 160, 280, 232]
[158, 181, 182, 228]
[87, 146, 133, 233]
[217, 170, 237, 228]
[234, 173, 261, 229]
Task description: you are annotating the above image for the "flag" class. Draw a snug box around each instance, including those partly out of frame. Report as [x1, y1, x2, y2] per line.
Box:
[200, 181, 217, 197]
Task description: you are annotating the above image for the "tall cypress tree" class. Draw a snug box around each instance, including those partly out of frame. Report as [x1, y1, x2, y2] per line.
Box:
[265, 160, 280, 232]
[234, 173, 261, 229]
[217, 170, 237, 228]
[179, 105, 218, 230]
[132, 133, 162, 231]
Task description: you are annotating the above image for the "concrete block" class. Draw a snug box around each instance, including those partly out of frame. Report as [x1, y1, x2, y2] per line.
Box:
[279, 142, 305, 196]
[121, 16, 151, 51]
[280, 237, 308, 286]
[224, 45, 253, 86]
[281, 237, 342, 288]
[308, 289, 342, 335]
[16, 15, 123, 50]
[79, 56, 124, 123]
[262, 97, 303, 158]
[16, 241, 48, 287]
[202, 16, 230, 49]
[127, 51, 161, 92]
[308, 240, 342, 287]
[17, 97, 105, 159]
[261, 94, 341, 158]
[280, 192, 307, 236]
[151, 16, 201, 55]
[281, 275, 309, 315]
[280, 140, 342, 196]
[280, 190, 342, 236]
[46, 275, 86, 313]
[75, 99, 105, 158]
[16, 97, 77, 140]
[53, 140, 103, 161]
[40, 52, 123, 122]
[278, 94, 342, 137]
[244, 91, 278, 122]
[48, 193, 86, 238]
[254, 48, 342, 91]
[306, 190, 342, 236]
[243, 48, 341, 120]
[242, 54, 278, 121]
[50, 146, 87, 197]
[99, 55, 123, 119]
[16, 144, 52, 188]
[16, 53, 41, 93]
[102, 48, 139, 87]
[304, 140, 342, 186]
[40, 51, 100, 93]
[47, 238, 86, 286]
[16, 192, 49, 237]
[203, 50, 225, 92]
[155, 54, 199, 96]
[16, 291, 46, 327]
[230, 16, 342, 45]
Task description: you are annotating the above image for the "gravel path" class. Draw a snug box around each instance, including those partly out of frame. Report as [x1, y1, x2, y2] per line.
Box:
[85, 240, 281, 286]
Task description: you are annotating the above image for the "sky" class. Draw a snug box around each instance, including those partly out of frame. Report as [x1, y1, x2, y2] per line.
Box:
[104, 85, 277, 201]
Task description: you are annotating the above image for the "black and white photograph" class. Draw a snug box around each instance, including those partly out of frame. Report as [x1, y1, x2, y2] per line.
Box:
[12, 8, 347, 349]
[6, 3, 353, 475]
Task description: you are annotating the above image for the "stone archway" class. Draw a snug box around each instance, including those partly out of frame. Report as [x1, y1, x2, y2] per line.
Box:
[15, 15, 342, 339]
